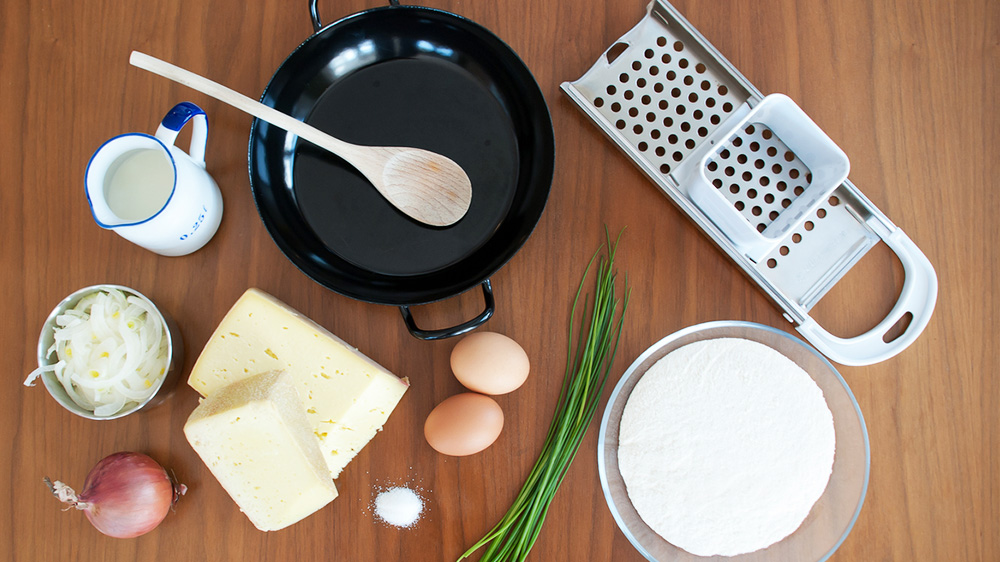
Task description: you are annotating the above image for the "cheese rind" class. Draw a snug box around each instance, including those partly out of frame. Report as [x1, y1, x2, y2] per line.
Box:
[184, 370, 337, 531]
[188, 289, 409, 478]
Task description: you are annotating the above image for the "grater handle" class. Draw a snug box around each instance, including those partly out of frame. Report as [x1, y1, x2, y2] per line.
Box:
[795, 227, 937, 366]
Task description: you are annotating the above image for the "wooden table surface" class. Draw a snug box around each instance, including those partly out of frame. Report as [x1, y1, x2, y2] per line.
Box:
[2, 0, 996, 560]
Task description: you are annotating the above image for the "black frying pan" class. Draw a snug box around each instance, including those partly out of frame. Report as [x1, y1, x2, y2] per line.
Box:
[249, 0, 554, 340]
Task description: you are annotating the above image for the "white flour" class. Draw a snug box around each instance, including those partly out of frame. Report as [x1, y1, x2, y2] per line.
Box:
[618, 338, 835, 557]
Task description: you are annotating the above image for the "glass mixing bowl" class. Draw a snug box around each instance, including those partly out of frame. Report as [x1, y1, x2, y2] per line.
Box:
[598, 321, 869, 561]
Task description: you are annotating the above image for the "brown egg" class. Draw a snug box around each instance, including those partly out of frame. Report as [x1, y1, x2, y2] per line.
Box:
[424, 393, 504, 456]
[450, 332, 530, 395]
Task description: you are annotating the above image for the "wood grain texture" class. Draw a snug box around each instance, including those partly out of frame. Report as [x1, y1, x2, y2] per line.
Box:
[1, 0, 996, 560]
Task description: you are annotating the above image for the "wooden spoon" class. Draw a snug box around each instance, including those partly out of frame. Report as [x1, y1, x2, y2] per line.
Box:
[129, 51, 472, 227]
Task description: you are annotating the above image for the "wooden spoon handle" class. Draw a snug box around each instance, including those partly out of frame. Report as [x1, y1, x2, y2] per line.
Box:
[129, 51, 358, 159]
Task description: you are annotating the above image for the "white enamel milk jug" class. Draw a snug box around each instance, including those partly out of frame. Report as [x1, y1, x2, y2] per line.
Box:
[85, 102, 223, 256]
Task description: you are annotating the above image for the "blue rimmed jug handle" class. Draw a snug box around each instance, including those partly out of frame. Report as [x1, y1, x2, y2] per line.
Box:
[155, 102, 208, 167]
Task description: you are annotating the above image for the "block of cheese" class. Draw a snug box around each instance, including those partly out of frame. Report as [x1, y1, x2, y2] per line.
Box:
[184, 370, 338, 531]
[189, 288, 409, 478]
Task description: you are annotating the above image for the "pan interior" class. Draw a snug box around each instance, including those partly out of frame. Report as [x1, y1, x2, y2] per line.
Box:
[293, 57, 519, 275]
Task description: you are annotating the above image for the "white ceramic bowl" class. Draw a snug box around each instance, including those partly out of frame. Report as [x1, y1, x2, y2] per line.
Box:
[34, 284, 183, 420]
[599, 321, 869, 561]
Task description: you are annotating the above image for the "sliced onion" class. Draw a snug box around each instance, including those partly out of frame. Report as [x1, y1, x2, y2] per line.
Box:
[24, 289, 169, 417]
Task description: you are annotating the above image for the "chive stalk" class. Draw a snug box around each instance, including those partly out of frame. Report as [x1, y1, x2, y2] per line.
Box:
[459, 229, 630, 562]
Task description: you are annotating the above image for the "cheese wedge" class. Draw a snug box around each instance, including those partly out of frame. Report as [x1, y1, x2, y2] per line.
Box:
[184, 370, 337, 531]
[188, 288, 409, 478]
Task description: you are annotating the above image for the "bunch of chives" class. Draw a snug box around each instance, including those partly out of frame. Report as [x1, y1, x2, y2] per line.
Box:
[459, 230, 630, 562]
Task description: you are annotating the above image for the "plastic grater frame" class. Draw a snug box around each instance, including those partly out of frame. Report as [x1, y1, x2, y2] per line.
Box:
[561, 0, 937, 366]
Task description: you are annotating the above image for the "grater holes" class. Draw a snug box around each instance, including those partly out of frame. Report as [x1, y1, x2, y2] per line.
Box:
[693, 109, 704, 120]
[663, 116, 674, 127]
[784, 151, 794, 162]
[620, 73, 629, 83]
[654, 82, 664, 93]
[769, 210, 779, 220]
[685, 138, 696, 149]
[735, 201, 745, 211]
[680, 121, 691, 132]
[649, 66, 660, 76]
[723, 102, 734, 112]
[657, 37, 667, 47]
[633, 124, 643, 134]
[660, 163, 671, 173]
[737, 154, 748, 164]
[638, 141, 648, 151]
[729, 184, 740, 194]
[661, 53, 672, 64]
[710, 114, 721, 125]
[594, 97, 604, 108]
[804, 221, 815, 231]
[732, 137, 743, 147]
[754, 158, 765, 169]
[701, 80, 711, 91]
[779, 245, 789, 256]
[829, 196, 840, 206]
[764, 193, 775, 204]
[666, 70, 677, 81]
[772, 163, 783, 174]
[696, 62, 707, 73]
[757, 223, 767, 232]
[632, 61, 642, 71]
[745, 124, 756, 135]
[751, 206, 762, 216]
[655, 146, 666, 157]
[684, 75, 694, 86]
[676, 105, 687, 115]
[707, 161, 719, 172]
[767, 258, 777, 268]
[644, 48, 655, 59]
[650, 129, 661, 139]
[671, 87, 682, 98]
[646, 112, 656, 122]
[659, 100, 669, 110]
[672, 151, 684, 162]
[637, 77, 647, 88]
[673, 40, 684, 52]
[698, 126, 708, 137]
[724, 166, 735, 176]
[611, 102, 621, 112]
[806, 172, 813, 183]
[747, 188, 758, 199]
[749, 141, 760, 152]
[642, 95, 652, 105]
[624, 90, 634, 100]
[615, 119, 626, 129]
[629, 107, 639, 117]
[607, 85, 617, 95]
[789, 168, 800, 179]
[712, 178, 723, 188]
[668, 133, 679, 144]
[759, 176, 770, 186]
[792, 233, 802, 243]
[718, 85, 729, 95]
[678, 58, 689, 69]
[793, 185, 804, 196]
[762, 129, 773, 140]
[776, 180, 787, 191]
[817, 208, 827, 218]
[782, 198, 791, 208]
[688, 92, 699, 102]
[767, 146, 777, 157]
[706, 97, 716, 108]
[719, 149, 730, 159]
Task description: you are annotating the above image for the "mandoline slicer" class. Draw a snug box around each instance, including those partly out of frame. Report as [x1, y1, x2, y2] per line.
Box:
[561, 0, 937, 366]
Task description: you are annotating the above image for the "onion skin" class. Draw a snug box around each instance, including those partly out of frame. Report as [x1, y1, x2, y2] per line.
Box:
[47, 452, 186, 539]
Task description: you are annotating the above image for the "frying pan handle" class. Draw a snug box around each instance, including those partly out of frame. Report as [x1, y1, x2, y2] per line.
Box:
[399, 280, 495, 340]
[309, 0, 400, 32]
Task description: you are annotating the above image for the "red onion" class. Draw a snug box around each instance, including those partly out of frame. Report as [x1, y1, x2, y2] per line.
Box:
[46, 451, 186, 538]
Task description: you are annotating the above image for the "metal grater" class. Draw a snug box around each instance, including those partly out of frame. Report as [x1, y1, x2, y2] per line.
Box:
[561, 0, 937, 366]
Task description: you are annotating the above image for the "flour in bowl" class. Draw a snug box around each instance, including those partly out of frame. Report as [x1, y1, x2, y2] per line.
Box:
[618, 338, 835, 557]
